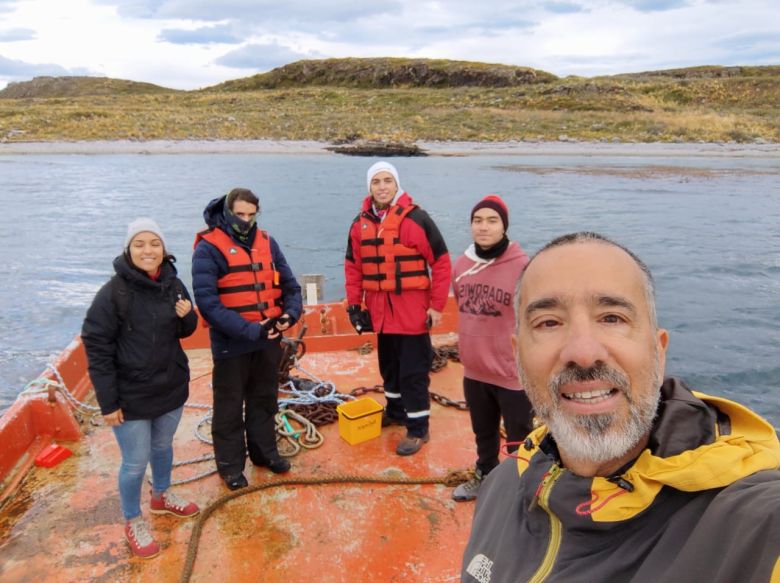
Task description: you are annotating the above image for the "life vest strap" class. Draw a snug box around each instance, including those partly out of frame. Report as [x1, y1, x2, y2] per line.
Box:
[218, 282, 269, 294]
[364, 269, 427, 282]
[228, 263, 267, 273]
[363, 254, 425, 264]
[229, 298, 283, 314]
[397, 269, 429, 277]
[393, 254, 425, 262]
[361, 237, 401, 246]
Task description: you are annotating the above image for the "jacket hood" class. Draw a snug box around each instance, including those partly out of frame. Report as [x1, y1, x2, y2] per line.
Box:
[455, 241, 525, 283]
[113, 253, 177, 289]
[463, 240, 524, 265]
[519, 378, 780, 522]
[360, 191, 413, 215]
[203, 195, 229, 231]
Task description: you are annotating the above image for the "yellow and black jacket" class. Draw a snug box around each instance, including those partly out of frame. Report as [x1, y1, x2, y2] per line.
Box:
[462, 378, 780, 583]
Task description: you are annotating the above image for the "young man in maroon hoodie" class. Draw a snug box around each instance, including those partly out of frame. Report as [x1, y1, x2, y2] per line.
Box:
[344, 161, 451, 455]
[452, 195, 534, 500]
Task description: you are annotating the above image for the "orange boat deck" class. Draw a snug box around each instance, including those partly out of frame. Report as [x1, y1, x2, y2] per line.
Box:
[0, 300, 488, 582]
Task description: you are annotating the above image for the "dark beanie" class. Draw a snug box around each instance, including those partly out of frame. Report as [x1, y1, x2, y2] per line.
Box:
[471, 194, 509, 231]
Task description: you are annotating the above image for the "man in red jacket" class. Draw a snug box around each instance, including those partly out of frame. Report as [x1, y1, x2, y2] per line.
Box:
[344, 161, 451, 455]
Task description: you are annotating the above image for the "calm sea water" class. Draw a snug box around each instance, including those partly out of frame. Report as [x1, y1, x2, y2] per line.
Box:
[1, 152, 778, 427]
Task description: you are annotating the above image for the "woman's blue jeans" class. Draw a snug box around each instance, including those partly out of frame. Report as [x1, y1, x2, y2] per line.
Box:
[112, 406, 184, 520]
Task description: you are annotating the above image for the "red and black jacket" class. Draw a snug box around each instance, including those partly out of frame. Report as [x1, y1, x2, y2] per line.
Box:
[345, 192, 451, 335]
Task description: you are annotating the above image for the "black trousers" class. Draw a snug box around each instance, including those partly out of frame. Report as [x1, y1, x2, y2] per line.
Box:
[211, 343, 282, 477]
[378, 332, 433, 438]
[464, 377, 534, 475]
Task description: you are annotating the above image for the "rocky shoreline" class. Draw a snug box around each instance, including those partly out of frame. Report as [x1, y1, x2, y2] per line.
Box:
[1, 139, 778, 158]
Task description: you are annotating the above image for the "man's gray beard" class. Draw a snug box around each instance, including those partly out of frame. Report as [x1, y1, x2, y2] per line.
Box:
[519, 361, 661, 465]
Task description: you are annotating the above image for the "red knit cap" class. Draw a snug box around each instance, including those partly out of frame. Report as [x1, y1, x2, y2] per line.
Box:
[470, 194, 509, 231]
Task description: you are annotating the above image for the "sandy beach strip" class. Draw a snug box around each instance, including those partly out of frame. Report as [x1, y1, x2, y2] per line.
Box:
[0, 139, 778, 157]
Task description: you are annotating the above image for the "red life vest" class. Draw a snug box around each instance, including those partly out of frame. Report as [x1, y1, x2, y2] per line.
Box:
[195, 228, 283, 322]
[360, 204, 430, 294]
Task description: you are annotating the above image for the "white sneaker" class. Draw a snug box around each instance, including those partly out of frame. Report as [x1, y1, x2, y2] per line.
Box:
[452, 469, 484, 502]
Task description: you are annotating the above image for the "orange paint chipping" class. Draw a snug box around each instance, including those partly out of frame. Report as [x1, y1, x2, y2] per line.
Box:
[0, 299, 501, 582]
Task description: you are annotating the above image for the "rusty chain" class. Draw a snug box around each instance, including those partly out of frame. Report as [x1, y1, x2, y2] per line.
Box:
[278, 324, 308, 384]
[349, 384, 468, 411]
[430, 392, 469, 411]
[432, 344, 460, 372]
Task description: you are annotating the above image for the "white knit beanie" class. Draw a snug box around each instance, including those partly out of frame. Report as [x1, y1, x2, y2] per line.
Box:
[366, 161, 402, 195]
[124, 217, 166, 250]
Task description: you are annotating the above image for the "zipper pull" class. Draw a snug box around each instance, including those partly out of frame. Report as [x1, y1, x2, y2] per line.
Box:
[607, 476, 635, 492]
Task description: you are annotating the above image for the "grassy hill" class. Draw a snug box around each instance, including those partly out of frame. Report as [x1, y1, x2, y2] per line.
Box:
[210, 57, 557, 90]
[0, 58, 777, 144]
[0, 76, 174, 98]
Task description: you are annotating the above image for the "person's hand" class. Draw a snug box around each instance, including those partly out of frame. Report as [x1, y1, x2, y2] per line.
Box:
[260, 318, 280, 339]
[427, 308, 442, 329]
[175, 298, 192, 318]
[103, 410, 124, 426]
[347, 305, 372, 334]
[275, 314, 293, 332]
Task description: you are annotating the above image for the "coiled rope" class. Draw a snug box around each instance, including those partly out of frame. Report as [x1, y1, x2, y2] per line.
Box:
[167, 363, 344, 485]
[179, 470, 473, 583]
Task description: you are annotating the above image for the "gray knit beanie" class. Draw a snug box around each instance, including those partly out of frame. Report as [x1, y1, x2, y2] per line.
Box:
[124, 217, 167, 251]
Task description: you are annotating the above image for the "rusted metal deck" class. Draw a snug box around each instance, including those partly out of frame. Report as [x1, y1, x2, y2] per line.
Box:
[0, 301, 486, 582]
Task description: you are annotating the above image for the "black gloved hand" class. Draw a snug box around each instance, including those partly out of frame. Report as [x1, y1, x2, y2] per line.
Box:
[275, 313, 293, 331]
[347, 305, 373, 334]
[358, 310, 373, 333]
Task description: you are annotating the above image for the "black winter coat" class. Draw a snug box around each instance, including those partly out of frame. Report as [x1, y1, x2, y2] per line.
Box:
[81, 255, 198, 420]
[192, 195, 302, 360]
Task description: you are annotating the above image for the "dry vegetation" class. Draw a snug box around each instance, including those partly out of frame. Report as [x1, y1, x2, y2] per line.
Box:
[0, 59, 778, 144]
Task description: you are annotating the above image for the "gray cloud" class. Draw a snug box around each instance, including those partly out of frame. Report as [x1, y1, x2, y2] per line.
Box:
[618, 0, 690, 11]
[92, 0, 164, 18]
[711, 32, 780, 66]
[215, 42, 318, 71]
[98, 0, 401, 23]
[0, 27, 36, 41]
[0, 54, 93, 78]
[0, 0, 19, 14]
[543, 1, 585, 13]
[715, 31, 780, 52]
[158, 24, 242, 45]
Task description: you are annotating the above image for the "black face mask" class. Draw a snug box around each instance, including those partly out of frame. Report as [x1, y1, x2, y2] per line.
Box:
[224, 207, 256, 241]
[474, 234, 510, 259]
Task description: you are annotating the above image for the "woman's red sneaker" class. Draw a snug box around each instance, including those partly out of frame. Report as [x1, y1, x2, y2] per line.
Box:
[149, 490, 200, 518]
[124, 517, 160, 559]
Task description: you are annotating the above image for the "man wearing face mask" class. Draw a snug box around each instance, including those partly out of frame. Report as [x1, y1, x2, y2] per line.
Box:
[192, 188, 302, 490]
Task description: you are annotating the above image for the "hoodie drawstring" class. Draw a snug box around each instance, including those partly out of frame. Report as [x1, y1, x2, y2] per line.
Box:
[454, 258, 496, 283]
[575, 477, 634, 516]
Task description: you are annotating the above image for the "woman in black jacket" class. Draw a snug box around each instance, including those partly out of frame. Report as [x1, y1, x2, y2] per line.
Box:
[82, 217, 200, 559]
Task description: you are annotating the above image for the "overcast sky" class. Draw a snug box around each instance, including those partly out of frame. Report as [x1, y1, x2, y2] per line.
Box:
[0, 0, 777, 90]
